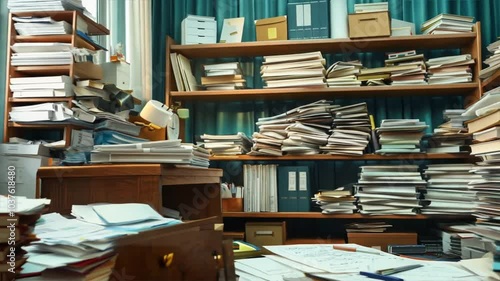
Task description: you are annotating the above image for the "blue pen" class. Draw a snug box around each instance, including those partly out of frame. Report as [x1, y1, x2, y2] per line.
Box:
[360, 271, 404, 281]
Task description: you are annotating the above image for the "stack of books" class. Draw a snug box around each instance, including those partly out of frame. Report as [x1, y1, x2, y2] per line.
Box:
[375, 119, 428, 154]
[201, 62, 246, 90]
[354, 165, 428, 215]
[421, 13, 475, 35]
[312, 186, 356, 214]
[426, 54, 474, 84]
[250, 100, 336, 156]
[0, 197, 50, 280]
[345, 222, 393, 233]
[354, 2, 388, 13]
[198, 132, 253, 155]
[385, 50, 427, 85]
[479, 38, 500, 79]
[325, 61, 362, 87]
[321, 103, 371, 156]
[422, 164, 479, 215]
[260, 51, 327, 88]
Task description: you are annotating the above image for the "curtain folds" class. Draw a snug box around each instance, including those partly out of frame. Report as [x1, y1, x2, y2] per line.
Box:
[0, 1, 7, 142]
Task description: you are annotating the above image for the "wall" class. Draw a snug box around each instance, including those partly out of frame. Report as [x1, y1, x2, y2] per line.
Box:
[0, 1, 7, 142]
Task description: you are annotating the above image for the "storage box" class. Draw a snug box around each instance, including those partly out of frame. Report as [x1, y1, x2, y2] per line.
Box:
[245, 222, 286, 248]
[347, 232, 417, 252]
[181, 15, 217, 45]
[255, 16, 288, 41]
[348, 11, 391, 38]
[222, 198, 243, 212]
[101, 61, 130, 89]
[0, 155, 51, 198]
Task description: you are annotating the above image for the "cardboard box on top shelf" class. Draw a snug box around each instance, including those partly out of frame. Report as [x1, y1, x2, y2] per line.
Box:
[348, 11, 391, 38]
[255, 16, 288, 41]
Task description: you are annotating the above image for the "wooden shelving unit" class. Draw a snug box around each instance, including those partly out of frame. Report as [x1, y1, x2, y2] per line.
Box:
[3, 11, 109, 146]
[165, 23, 483, 239]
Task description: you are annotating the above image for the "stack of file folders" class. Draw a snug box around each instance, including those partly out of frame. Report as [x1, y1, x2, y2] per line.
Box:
[90, 139, 210, 168]
[201, 62, 246, 90]
[385, 51, 427, 85]
[354, 165, 429, 215]
[198, 132, 252, 155]
[426, 54, 475, 84]
[312, 186, 356, 214]
[325, 61, 362, 87]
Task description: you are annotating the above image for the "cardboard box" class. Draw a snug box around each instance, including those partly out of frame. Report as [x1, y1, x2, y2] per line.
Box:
[348, 11, 391, 38]
[245, 222, 286, 248]
[347, 232, 417, 252]
[255, 16, 287, 41]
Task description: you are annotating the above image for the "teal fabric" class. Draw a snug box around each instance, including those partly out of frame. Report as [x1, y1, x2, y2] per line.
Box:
[0, 1, 7, 142]
[151, 0, 499, 144]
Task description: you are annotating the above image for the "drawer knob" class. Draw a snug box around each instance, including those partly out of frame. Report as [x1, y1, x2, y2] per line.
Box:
[162, 253, 174, 268]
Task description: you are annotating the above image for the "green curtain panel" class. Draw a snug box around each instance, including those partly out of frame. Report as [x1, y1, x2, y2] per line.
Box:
[151, 0, 499, 144]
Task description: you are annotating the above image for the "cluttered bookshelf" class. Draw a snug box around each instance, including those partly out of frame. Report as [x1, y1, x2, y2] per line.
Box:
[165, 21, 485, 243]
[3, 10, 109, 147]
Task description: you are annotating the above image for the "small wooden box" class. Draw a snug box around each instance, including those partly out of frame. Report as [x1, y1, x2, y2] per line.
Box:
[347, 232, 417, 252]
[348, 11, 391, 38]
[245, 222, 286, 248]
[222, 198, 243, 212]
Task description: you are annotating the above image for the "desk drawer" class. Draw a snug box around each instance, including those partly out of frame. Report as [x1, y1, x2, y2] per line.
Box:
[113, 218, 222, 281]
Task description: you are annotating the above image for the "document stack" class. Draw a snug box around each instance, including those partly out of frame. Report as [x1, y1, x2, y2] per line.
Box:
[354, 165, 429, 215]
[7, 0, 87, 13]
[201, 62, 246, 90]
[198, 132, 253, 155]
[10, 42, 73, 66]
[425, 109, 472, 154]
[312, 187, 357, 214]
[421, 13, 475, 35]
[426, 54, 475, 84]
[9, 102, 73, 122]
[260, 51, 327, 88]
[0, 197, 50, 280]
[13, 16, 72, 36]
[325, 61, 362, 87]
[250, 100, 336, 156]
[385, 50, 427, 85]
[10, 75, 73, 98]
[345, 222, 393, 233]
[243, 164, 278, 212]
[321, 103, 371, 156]
[375, 119, 428, 154]
[91, 139, 211, 168]
[479, 38, 500, 79]
[23, 203, 180, 280]
[354, 2, 388, 13]
[421, 164, 479, 215]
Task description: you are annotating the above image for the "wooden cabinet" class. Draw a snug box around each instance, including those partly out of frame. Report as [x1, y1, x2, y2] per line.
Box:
[3, 11, 109, 146]
[164, 24, 483, 240]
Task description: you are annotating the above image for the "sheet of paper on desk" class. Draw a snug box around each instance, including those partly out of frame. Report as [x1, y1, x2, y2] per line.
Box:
[459, 253, 500, 280]
[235, 257, 305, 280]
[392, 263, 481, 281]
[264, 244, 418, 273]
[91, 203, 164, 225]
[265, 255, 326, 273]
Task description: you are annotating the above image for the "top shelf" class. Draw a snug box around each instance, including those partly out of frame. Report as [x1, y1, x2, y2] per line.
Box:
[10, 11, 109, 35]
[170, 32, 477, 59]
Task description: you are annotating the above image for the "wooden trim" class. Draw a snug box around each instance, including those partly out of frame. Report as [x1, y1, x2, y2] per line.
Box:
[37, 164, 163, 178]
[210, 153, 475, 161]
[223, 212, 473, 219]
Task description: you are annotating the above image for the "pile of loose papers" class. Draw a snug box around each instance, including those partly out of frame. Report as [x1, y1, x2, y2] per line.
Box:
[376, 119, 428, 154]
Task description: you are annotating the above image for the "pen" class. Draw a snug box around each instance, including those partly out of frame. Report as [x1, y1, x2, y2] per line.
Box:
[360, 271, 404, 281]
[333, 245, 381, 255]
[376, 264, 423, 275]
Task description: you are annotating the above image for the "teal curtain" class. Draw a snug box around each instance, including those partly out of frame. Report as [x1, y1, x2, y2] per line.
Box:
[151, 0, 499, 144]
[0, 1, 7, 142]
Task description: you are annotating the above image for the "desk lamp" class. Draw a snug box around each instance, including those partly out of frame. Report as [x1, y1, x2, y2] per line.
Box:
[139, 100, 181, 140]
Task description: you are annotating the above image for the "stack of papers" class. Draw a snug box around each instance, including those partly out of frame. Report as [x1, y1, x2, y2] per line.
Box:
[354, 2, 388, 13]
[375, 119, 427, 154]
[201, 62, 246, 90]
[90, 139, 211, 168]
[325, 61, 362, 87]
[9, 102, 73, 122]
[13, 16, 72, 35]
[426, 54, 475, 84]
[198, 132, 253, 155]
[385, 51, 427, 85]
[312, 186, 357, 214]
[425, 109, 473, 154]
[8, 0, 86, 13]
[479, 38, 500, 79]
[354, 165, 428, 215]
[10, 75, 73, 98]
[421, 13, 475, 35]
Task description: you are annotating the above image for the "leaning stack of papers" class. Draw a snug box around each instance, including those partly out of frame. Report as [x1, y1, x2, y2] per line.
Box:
[325, 61, 362, 87]
[421, 13, 475, 35]
[479, 38, 500, 79]
[198, 132, 253, 155]
[425, 109, 473, 154]
[426, 54, 475, 84]
[90, 139, 211, 167]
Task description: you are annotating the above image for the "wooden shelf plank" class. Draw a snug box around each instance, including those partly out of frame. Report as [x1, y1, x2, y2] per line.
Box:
[222, 212, 472, 219]
[210, 153, 474, 161]
[8, 121, 93, 129]
[9, 97, 73, 103]
[171, 32, 477, 59]
[13, 65, 71, 75]
[481, 69, 500, 91]
[171, 83, 479, 101]
[15, 34, 73, 43]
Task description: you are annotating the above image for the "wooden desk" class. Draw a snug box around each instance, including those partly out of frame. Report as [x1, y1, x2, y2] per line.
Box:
[37, 164, 223, 220]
